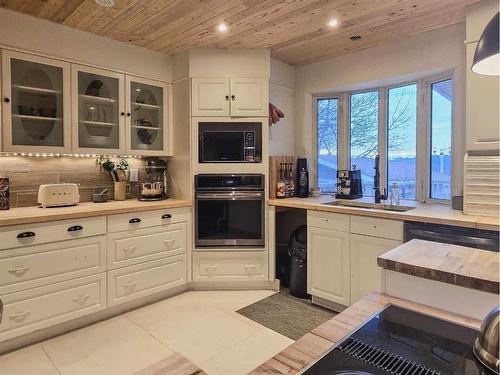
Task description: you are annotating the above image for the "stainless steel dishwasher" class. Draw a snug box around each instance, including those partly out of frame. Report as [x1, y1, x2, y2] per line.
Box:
[404, 221, 499, 252]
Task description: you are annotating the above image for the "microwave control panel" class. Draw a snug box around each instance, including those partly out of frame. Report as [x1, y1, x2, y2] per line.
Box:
[244, 131, 256, 162]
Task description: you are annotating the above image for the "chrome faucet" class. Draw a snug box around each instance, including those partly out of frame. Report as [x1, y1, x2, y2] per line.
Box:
[374, 154, 387, 203]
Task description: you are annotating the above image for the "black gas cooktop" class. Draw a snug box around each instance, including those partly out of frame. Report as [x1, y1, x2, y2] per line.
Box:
[301, 305, 494, 375]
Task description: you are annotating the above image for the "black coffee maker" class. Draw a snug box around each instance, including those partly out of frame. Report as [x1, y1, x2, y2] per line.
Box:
[335, 169, 362, 199]
[295, 158, 309, 198]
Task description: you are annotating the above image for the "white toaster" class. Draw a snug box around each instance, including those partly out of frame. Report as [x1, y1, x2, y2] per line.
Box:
[38, 183, 80, 208]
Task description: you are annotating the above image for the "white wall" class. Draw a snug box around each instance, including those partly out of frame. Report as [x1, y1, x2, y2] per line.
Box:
[269, 58, 295, 156]
[0, 8, 172, 81]
[465, 0, 500, 152]
[295, 23, 466, 196]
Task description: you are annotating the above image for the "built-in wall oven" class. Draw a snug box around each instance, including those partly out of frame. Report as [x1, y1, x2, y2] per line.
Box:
[198, 122, 262, 163]
[195, 174, 265, 247]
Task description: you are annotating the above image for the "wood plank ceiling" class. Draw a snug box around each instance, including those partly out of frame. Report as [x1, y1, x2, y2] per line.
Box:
[0, 0, 479, 66]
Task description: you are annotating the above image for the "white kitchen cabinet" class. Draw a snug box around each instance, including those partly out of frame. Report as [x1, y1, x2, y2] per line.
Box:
[71, 64, 125, 154]
[350, 234, 402, 304]
[125, 75, 172, 156]
[193, 251, 268, 282]
[0, 273, 106, 342]
[307, 226, 350, 306]
[191, 78, 230, 117]
[1, 50, 71, 153]
[191, 77, 268, 117]
[107, 255, 186, 307]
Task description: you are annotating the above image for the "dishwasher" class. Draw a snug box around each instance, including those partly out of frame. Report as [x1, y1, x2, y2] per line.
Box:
[404, 221, 499, 252]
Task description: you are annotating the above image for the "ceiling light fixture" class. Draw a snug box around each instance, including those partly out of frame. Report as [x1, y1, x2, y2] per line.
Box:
[95, 0, 114, 7]
[217, 22, 229, 32]
[327, 19, 339, 27]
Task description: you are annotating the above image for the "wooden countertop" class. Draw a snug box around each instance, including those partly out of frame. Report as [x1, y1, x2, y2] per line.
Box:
[250, 292, 482, 374]
[269, 196, 500, 231]
[377, 239, 500, 294]
[0, 199, 192, 227]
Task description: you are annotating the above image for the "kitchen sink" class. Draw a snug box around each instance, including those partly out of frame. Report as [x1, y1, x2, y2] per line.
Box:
[323, 200, 416, 212]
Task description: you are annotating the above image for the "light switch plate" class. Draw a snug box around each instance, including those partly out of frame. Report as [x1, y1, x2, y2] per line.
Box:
[129, 168, 139, 182]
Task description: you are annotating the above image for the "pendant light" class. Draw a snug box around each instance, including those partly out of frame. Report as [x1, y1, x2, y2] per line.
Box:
[472, 12, 499, 76]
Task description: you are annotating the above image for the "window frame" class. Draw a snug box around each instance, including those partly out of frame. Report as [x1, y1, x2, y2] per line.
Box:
[312, 72, 455, 203]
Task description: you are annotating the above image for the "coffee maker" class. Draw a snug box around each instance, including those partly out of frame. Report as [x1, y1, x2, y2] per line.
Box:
[335, 169, 362, 199]
[139, 158, 168, 201]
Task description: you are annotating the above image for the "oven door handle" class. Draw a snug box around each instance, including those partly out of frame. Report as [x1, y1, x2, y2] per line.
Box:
[196, 192, 264, 200]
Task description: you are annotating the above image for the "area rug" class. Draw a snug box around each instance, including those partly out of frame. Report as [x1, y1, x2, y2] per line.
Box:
[237, 289, 336, 340]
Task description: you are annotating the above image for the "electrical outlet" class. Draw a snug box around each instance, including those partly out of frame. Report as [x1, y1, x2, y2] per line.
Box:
[129, 168, 139, 182]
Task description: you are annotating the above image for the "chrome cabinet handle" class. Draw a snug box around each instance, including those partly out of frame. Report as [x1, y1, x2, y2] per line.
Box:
[244, 265, 257, 268]
[17, 231, 35, 239]
[72, 294, 90, 304]
[9, 311, 30, 321]
[8, 266, 30, 275]
[129, 218, 141, 224]
[123, 281, 137, 290]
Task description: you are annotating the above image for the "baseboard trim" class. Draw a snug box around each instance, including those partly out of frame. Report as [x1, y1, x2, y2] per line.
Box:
[311, 295, 348, 313]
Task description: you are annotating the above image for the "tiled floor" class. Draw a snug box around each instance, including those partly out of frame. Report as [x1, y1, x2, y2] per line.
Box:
[0, 290, 294, 375]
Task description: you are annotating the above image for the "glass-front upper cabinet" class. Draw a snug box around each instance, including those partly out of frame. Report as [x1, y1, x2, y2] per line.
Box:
[1, 50, 71, 152]
[72, 65, 125, 154]
[126, 76, 171, 156]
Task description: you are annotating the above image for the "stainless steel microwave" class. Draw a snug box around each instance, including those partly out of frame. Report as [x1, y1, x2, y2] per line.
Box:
[198, 122, 262, 163]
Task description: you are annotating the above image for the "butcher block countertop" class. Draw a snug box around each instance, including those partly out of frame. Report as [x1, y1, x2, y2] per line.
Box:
[269, 196, 500, 231]
[0, 199, 192, 227]
[377, 239, 500, 294]
[250, 292, 481, 375]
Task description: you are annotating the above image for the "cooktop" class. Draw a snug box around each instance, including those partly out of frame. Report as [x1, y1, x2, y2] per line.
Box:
[301, 305, 494, 375]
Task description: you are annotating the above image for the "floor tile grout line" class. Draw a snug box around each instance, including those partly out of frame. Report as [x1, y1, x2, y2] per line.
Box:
[40, 344, 63, 375]
[124, 314, 177, 354]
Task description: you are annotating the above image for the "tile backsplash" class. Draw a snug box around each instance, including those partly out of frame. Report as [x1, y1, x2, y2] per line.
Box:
[0, 157, 149, 208]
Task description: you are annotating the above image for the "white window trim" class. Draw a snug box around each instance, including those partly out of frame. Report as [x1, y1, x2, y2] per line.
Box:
[313, 71, 456, 203]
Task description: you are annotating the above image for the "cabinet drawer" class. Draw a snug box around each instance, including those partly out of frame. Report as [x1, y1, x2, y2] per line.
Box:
[107, 255, 186, 307]
[0, 273, 106, 342]
[107, 208, 188, 233]
[107, 223, 186, 269]
[193, 251, 268, 282]
[0, 236, 106, 294]
[307, 210, 350, 232]
[350, 216, 403, 241]
[0, 217, 106, 251]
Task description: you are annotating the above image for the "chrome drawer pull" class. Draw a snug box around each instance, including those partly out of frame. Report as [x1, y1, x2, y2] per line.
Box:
[9, 311, 30, 321]
[17, 231, 35, 239]
[72, 294, 90, 304]
[244, 265, 257, 268]
[123, 245, 137, 254]
[123, 281, 137, 290]
[8, 266, 30, 275]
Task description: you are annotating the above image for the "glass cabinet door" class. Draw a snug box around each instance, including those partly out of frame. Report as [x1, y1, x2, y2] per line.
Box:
[2, 51, 71, 152]
[73, 66, 124, 153]
[127, 77, 169, 155]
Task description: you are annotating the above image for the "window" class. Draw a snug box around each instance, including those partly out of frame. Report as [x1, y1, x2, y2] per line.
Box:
[430, 79, 453, 200]
[317, 97, 338, 193]
[387, 84, 417, 199]
[350, 91, 378, 196]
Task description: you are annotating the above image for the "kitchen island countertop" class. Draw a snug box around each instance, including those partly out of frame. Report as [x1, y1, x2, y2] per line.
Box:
[0, 198, 192, 227]
[249, 292, 482, 374]
[269, 196, 500, 231]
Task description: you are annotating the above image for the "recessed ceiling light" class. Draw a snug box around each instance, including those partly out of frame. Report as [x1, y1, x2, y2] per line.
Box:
[327, 19, 339, 27]
[95, 0, 114, 7]
[217, 22, 229, 32]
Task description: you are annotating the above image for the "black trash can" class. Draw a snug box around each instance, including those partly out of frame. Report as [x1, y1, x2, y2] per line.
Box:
[288, 225, 309, 299]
